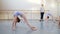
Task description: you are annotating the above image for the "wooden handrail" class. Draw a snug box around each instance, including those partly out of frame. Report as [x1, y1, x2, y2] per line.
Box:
[0, 10, 49, 11]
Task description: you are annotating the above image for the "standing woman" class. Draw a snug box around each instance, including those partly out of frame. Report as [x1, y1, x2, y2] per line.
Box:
[40, 4, 45, 21]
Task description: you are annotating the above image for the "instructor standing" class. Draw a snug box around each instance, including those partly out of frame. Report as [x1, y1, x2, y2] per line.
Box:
[40, 4, 45, 21]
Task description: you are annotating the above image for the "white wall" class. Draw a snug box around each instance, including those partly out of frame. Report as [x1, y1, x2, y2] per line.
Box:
[1, 0, 40, 10]
[57, 0, 60, 16]
[0, 0, 59, 19]
[0, 0, 1, 10]
[45, 0, 57, 17]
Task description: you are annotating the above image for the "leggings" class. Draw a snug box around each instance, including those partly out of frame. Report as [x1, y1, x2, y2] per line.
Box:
[40, 12, 44, 20]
